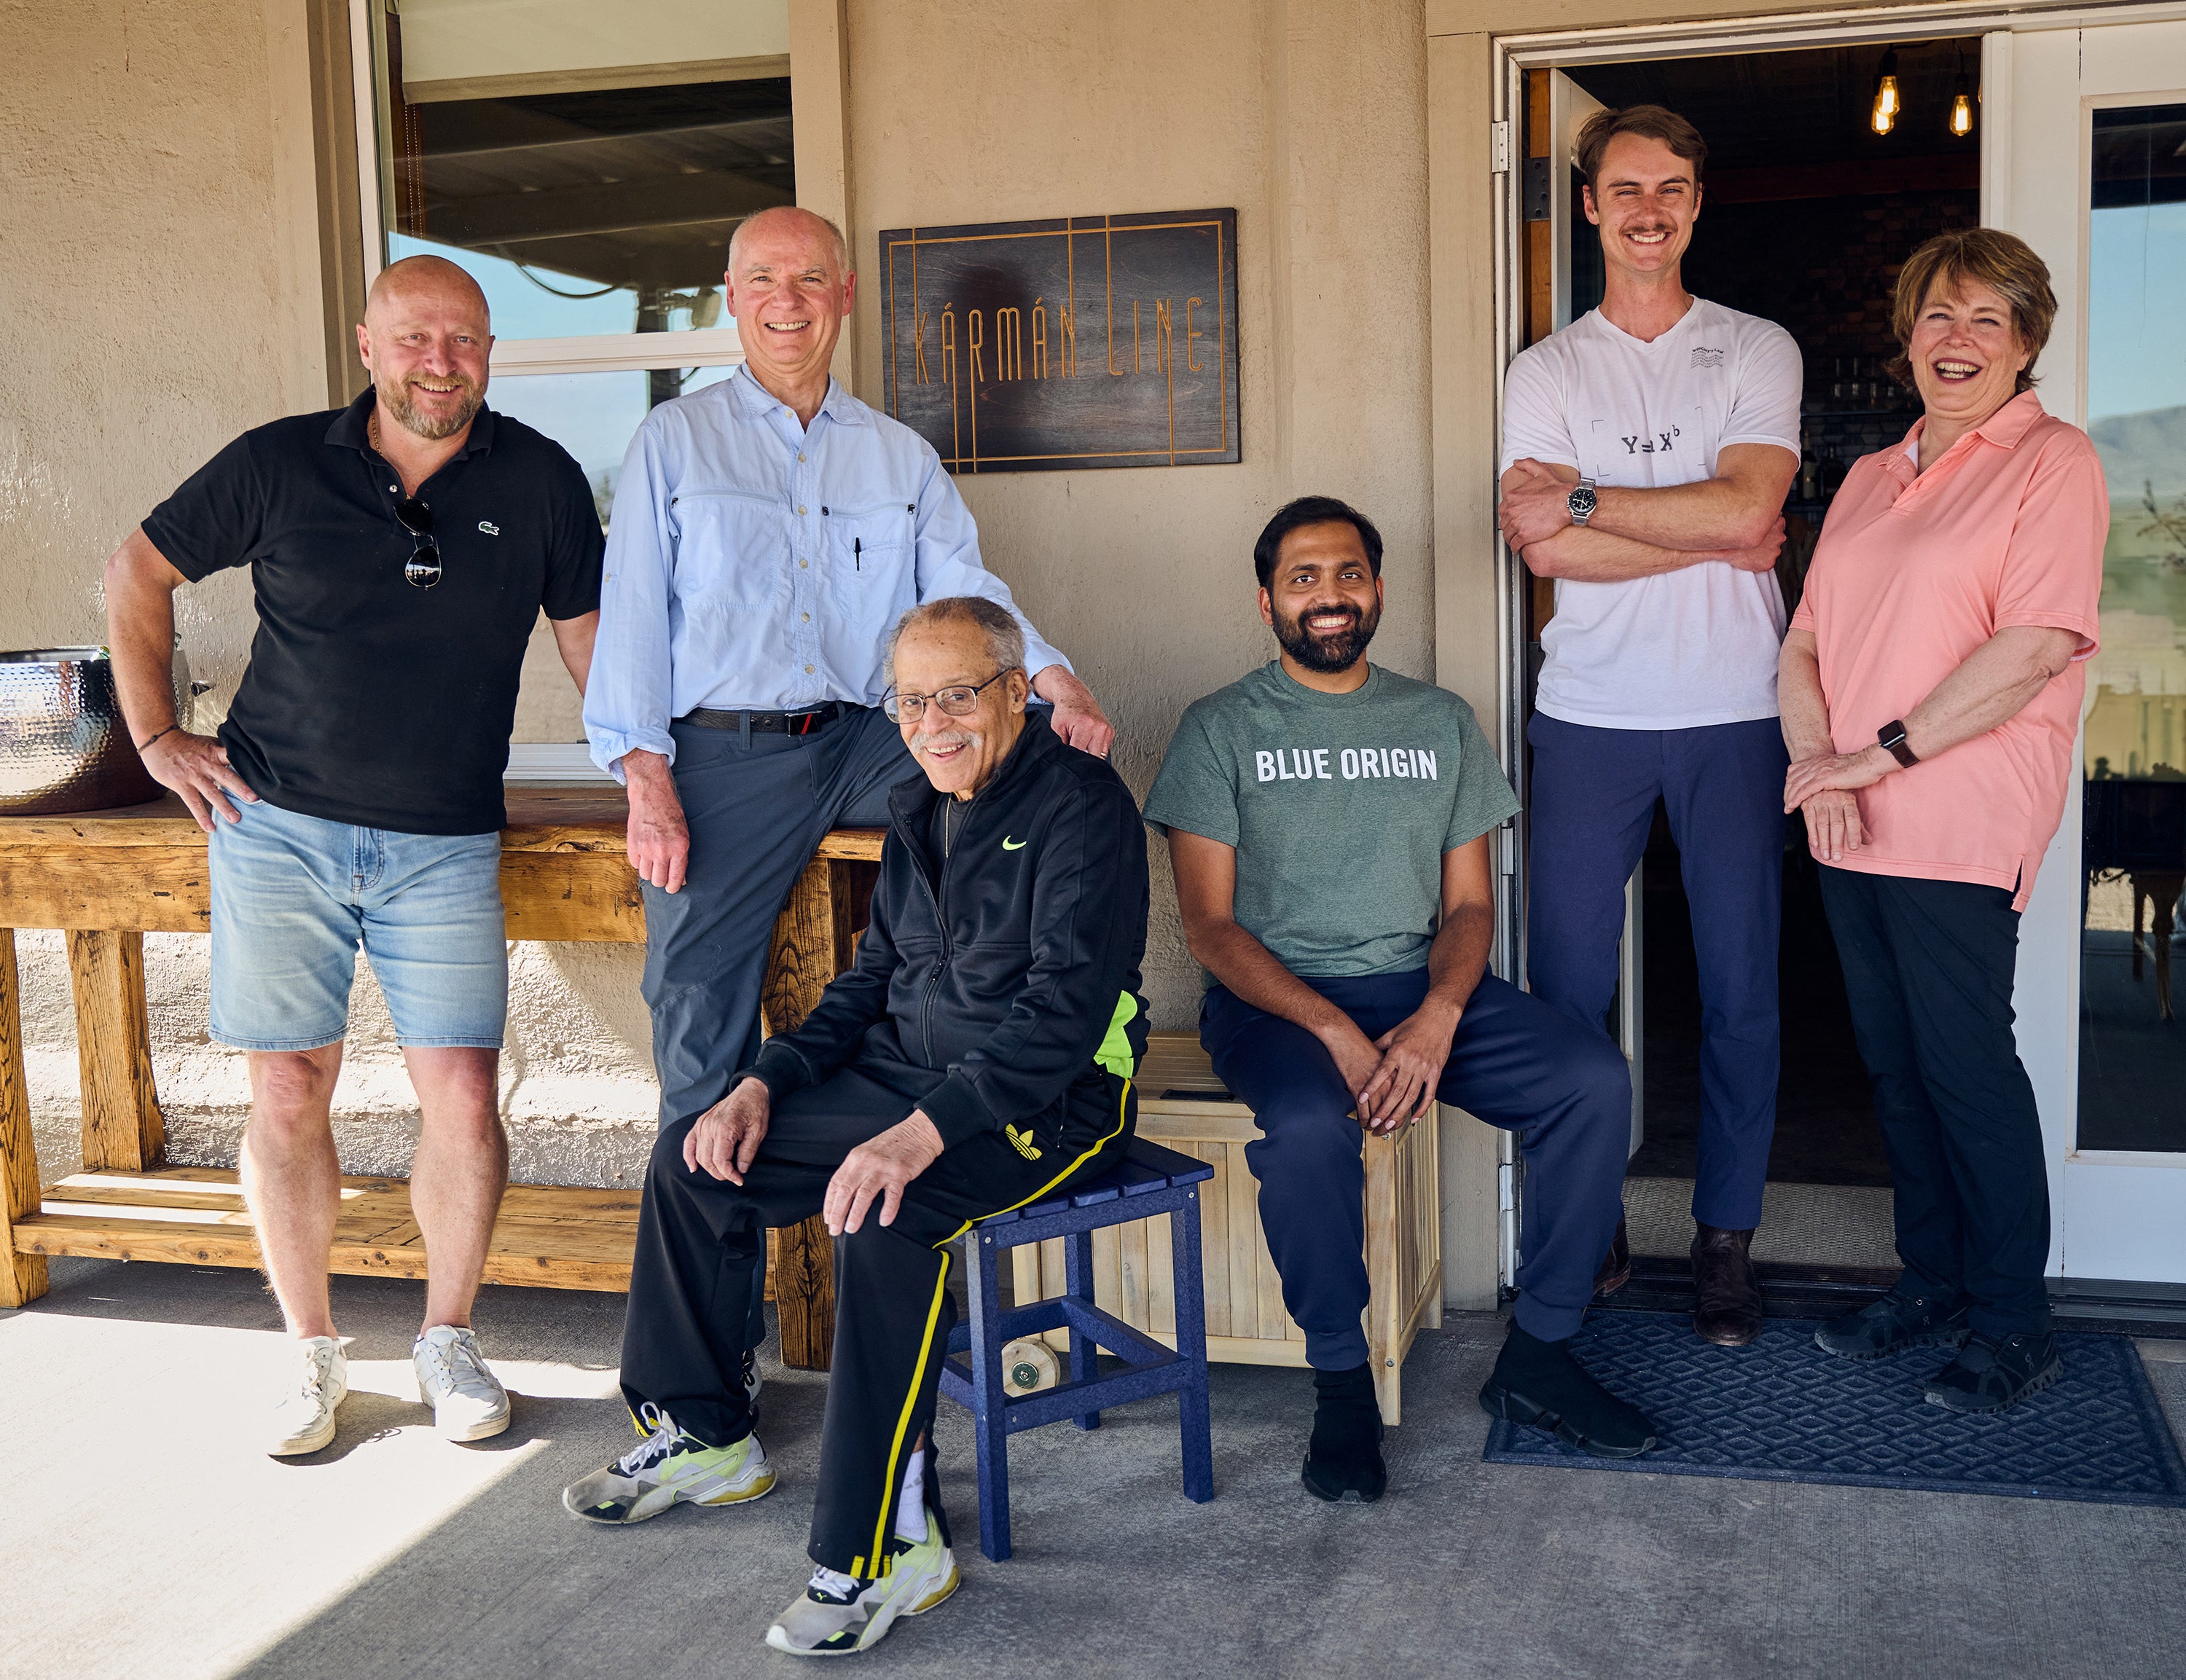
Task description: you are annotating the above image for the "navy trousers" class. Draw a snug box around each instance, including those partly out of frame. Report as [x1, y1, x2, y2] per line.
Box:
[639, 705, 920, 1126]
[1818, 867, 2051, 1338]
[1202, 970, 1631, 1362]
[1526, 712, 1787, 1231]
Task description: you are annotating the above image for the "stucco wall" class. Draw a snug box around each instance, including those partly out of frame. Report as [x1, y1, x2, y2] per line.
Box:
[844, 0, 1437, 1033]
[2, 0, 1454, 1198]
[0, 0, 665, 1188]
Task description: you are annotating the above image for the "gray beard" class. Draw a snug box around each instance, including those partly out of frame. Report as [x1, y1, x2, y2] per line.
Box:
[378, 376, 482, 441]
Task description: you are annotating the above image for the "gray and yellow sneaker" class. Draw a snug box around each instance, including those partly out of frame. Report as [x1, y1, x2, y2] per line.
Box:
[764, 1515, 960, 1657]
[562, 1405, 775, 1523]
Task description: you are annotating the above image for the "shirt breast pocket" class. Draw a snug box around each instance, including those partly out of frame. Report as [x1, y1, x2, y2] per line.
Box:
[822, 501, 915, 641]
[667, 489, 788, 612]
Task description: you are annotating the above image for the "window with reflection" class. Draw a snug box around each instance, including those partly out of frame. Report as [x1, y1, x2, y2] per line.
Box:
[490, 366, 735, 527]
[2080, 103, 2186, 1150]
[371, 0, 792, 342]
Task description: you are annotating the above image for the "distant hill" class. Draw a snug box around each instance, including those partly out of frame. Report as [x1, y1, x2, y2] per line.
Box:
[2091, 407, 2186, 501]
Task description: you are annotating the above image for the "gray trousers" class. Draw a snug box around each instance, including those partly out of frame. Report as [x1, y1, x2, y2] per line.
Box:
[640, 705, 920, 1131]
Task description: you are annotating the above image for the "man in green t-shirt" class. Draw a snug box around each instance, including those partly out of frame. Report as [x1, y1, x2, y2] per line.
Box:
[1145, 496, 1656, 1498]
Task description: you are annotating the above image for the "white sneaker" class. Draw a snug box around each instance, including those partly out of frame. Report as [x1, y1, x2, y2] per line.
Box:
[268, 1336, 348, 1457]
[413, 1324, 512, 1442]
[764, 1512, 960, 1657]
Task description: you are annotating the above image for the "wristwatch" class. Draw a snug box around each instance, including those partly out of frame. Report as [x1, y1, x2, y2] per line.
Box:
[1877, 719, 1919, 769]
[1567, 478, 1599, 527]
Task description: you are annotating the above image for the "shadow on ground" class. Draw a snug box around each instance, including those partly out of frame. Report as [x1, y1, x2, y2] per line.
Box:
[7, 1257, 2186, 1680]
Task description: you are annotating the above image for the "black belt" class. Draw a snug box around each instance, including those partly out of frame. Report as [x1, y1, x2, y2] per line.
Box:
[679, 701, 855, 735]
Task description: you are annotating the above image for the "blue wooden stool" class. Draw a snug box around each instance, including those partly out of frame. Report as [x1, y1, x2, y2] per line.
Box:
[939, 1136, 1215, 1561]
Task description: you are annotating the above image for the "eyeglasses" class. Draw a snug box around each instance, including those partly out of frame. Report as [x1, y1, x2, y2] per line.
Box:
[882, 670, 1012, 723]
[393, 496, 442, 589]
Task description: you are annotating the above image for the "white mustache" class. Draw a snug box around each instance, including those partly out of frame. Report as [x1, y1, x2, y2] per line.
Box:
[914, 729, 976, 755]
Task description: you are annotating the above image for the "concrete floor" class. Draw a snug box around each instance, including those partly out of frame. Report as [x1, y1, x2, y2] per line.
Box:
[6, 1257, 2185, 1680]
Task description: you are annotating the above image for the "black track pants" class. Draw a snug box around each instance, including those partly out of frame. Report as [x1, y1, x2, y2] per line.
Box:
[619, 1059, 1135, 1574]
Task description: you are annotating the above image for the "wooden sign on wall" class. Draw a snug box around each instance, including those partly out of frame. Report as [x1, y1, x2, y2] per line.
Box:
[880, 208, 1239, 473]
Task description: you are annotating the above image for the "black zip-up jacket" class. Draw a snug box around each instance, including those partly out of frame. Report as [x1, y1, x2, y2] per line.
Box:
[743, 710, 1151, 1151]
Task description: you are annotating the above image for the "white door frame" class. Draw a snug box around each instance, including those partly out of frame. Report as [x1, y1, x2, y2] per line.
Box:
[1484, 0, 2186, 1292]
[2002, 21, 2186, 1284]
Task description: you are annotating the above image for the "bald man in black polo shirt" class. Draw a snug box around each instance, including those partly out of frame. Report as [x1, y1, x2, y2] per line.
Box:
[103, 256, 601, 1458]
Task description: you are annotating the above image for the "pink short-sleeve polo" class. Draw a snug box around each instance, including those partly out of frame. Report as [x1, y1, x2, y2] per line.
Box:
[1791, 391, 2107, 909]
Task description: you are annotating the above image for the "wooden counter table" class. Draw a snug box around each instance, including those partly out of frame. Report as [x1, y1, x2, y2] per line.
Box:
[0, 785, 881, 1372]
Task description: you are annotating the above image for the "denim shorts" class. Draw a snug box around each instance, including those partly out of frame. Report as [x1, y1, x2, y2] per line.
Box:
[206, 796, 508, 1053]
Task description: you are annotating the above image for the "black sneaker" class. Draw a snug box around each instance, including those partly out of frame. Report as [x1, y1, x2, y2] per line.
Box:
[1923, 1331, 2064, 1415]
[1814, 1286, 1971, 1362]
[1478, 1321, 1657, 1458]
[1301, 1362, 1387, 1502]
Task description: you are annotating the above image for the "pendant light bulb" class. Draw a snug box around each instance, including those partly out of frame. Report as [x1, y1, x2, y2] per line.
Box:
[1950, 76, 1975, 138]
[1872, 48, 1901, 135]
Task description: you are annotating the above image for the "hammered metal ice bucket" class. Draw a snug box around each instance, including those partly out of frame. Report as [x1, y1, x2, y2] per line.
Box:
[0, 648, 163, 815]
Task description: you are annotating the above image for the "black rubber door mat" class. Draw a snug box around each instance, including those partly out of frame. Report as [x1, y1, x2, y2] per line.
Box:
[1484, 1311, 2186, 1509]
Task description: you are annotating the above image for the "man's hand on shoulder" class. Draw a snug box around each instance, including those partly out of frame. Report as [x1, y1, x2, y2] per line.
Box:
[143, 729, 258, 833]
[1497, 458, 1581, 552]
[825, 1110, 946, 1234]
[1031, 665, 1116, 759]
[622, 748, 690, 893]
[1357, 998, 1462, 1134]
[685, 1077, 772, 1183]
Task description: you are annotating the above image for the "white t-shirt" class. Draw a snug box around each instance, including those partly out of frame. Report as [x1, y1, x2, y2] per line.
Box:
[1500, 297, 1803, 730]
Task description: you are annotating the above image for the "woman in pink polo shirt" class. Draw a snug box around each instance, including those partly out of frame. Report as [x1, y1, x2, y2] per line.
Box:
[1778, 229, 2105, 1416]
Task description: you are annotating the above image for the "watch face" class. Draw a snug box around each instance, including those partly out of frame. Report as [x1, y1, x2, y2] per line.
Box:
[1569, 483, 1598, 518]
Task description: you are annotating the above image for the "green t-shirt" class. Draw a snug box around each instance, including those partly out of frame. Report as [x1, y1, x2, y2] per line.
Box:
[1144, 662, 1519, 980]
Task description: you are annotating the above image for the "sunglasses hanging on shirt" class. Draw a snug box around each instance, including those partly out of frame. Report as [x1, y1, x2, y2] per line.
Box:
[393, 495, 442, 589]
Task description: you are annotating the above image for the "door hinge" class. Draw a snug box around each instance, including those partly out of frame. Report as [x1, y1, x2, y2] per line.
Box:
[1489, 119, 1511, 175]
[1497, 1161, 1517, 1214]
[1499, 822, 1517, 876]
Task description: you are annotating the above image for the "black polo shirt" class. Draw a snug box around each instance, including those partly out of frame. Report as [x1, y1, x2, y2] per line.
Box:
[142, 389, 603, 835]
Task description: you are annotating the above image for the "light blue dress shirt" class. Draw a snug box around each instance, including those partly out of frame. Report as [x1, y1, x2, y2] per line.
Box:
[584, 364, 1070, 777]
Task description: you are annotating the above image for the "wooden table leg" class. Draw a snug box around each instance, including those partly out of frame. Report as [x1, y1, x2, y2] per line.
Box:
[66, 930, 164, 1174]
[761, 855, 861, 1370]
[0, 930, 48, 1308]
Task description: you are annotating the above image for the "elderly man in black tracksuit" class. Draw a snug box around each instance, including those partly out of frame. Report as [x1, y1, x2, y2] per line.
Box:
[563, 594, 1148, 1659]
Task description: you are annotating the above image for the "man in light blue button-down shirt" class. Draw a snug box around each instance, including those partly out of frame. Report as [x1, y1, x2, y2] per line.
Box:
[584, 205, 1114, 1152]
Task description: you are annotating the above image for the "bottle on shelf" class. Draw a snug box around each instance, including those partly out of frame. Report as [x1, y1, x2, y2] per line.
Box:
[1799, 431, 1822, 503]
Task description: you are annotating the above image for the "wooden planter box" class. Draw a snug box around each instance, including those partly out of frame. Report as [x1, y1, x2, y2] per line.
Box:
[1009, 1032, 1442, 1422]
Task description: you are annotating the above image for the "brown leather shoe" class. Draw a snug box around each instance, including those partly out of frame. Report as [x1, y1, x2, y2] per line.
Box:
[1690, 1223, 1763, 1346]
[1593, 1215, 1631, 1296]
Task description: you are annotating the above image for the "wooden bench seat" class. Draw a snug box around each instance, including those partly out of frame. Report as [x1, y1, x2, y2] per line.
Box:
[0, 788, 877, 1371]
[15, 1164, 643, 1291]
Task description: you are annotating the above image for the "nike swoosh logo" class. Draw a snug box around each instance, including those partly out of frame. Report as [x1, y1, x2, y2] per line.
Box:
[1002, 836, 1027, 851]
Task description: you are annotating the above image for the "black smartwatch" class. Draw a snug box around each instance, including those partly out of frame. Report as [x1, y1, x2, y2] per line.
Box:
[1877, 719, 1919, 769]
[1567, 478, 1599, 527]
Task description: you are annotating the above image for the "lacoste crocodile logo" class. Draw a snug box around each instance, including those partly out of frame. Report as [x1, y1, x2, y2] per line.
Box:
[1002, 836, 1027, 851]
[477, 521, 501, 535]
[1006, 1123, 1043, 1161]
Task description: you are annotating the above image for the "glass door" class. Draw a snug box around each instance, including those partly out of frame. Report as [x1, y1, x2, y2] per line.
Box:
[2002, 23, 2186, 1285]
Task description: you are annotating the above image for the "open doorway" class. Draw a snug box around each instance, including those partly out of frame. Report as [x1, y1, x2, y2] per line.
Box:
[1518, 41, 1986, 1286]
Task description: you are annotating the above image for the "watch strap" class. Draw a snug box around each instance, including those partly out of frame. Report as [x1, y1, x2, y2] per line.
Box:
[1877, 720, 1919, 769]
